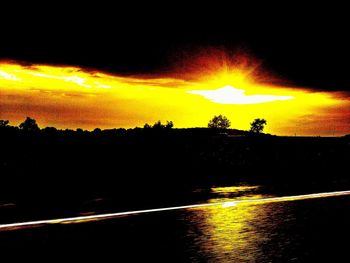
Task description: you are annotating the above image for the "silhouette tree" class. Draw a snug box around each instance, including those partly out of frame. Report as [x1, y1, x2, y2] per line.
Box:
[208, 115, 231, 129]
[43, 127, 57, 133]
[19, 117, 40, 131]
[144, 120, 174, 130]
[143, 123, 152, 129]
[152, 120, 163, 129]
[165, 121, 174, 129]
[0, 120, 10, 127]
[250, 118, 267, 134]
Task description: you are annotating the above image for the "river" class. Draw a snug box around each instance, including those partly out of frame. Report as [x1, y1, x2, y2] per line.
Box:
[1, 185, 350, 262]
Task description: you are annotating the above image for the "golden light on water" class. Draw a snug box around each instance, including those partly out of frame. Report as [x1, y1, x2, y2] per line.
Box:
[0, 53, 349, 135]
[1, 188, 350, 232]
[188, 185, 290, 260]
[187, 187, 350, 260]
[188, 194, 272, 261]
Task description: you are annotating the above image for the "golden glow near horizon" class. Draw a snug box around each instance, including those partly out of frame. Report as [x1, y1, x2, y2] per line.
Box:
[0, 55, 349, 136]
[187, 85, 294, 104]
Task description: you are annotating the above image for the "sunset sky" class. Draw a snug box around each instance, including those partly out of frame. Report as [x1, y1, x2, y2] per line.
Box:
[1, 9, 350, 136]
[1, 51, 349, 136]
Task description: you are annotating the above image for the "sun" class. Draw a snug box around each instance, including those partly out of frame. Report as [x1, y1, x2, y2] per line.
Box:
[187, 85, 294, 104]
[0, 50, 349, 136]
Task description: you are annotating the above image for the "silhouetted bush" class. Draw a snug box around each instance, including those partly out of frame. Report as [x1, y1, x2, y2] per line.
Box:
[19, 117, 40, 131]
[208, 115, 231, 129]
[0, 120, 10, 127]
[250, 118, 267, 134]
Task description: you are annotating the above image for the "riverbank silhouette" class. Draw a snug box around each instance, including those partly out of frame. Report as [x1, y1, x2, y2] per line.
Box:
[0, 122, 349, 223]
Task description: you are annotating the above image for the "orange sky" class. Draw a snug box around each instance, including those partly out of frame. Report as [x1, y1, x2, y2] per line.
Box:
[0, 54, 349, 136]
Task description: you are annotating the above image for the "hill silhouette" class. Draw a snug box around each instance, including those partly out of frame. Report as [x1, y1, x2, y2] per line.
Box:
[0, 121, 349, 222]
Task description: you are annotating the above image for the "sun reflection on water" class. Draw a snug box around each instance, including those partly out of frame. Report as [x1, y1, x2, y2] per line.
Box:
[185, 186, 284, 262]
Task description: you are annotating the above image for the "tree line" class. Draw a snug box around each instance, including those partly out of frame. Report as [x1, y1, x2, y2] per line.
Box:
[207, 114, 267, 134]
[0, 115, 267, 134]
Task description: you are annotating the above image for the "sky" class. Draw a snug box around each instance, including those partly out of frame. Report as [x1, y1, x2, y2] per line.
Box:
[1, 6, 349, 136]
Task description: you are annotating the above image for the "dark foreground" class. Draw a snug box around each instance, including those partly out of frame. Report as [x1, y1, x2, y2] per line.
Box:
[2, 186, 350, 262]
[1, 127, 349, 215]
[1, 128, 350, 260]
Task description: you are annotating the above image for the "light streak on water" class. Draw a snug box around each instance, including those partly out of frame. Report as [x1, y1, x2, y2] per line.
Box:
[1, 189, 350, 231]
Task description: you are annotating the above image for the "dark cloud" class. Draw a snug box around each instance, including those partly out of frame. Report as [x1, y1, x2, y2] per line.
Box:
[1, 5, 349, 92]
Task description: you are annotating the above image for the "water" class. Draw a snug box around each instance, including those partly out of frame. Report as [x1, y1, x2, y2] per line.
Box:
[2, 186, 350, 262]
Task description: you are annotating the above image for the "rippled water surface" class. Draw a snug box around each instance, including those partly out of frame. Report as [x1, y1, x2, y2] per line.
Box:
[2, 186, 350, 262]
